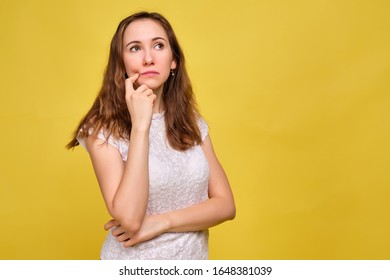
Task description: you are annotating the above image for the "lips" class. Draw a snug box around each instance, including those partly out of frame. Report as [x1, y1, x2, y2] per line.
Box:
[140, 71, 159, 76]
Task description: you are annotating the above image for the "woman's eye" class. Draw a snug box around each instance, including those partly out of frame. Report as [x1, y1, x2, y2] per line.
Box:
[129, 46, 141, 52]
[154, 43, 164, 49]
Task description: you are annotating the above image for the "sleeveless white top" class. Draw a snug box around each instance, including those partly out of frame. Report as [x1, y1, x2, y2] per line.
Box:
[78, 112, 209, 259]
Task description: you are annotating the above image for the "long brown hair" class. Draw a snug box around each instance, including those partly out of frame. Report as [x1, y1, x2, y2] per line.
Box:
[66, 12, 202, 151]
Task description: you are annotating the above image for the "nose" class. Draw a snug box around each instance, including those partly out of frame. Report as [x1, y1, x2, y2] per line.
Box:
[143, 49, 154, 65]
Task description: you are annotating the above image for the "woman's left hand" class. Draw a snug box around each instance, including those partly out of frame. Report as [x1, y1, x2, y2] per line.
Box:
[104, 214, 169, 247]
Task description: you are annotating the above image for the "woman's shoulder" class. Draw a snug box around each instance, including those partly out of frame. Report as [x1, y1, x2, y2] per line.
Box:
[77, 126, 125, 151]
[77, 126, 129, 161]
[196, 116, 209, 142]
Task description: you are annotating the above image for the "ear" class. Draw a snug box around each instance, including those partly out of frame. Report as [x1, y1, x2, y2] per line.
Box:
[171, 60, 177, 70]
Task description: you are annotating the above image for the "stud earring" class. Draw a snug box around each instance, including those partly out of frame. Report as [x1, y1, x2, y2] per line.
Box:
[171, 69, 175, 76]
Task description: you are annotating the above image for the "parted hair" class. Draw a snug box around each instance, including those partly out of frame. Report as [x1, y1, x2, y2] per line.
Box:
[66, 11, 202, 151]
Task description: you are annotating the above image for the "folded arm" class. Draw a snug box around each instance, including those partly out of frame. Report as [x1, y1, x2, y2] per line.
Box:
[106, 134, 236, 247]
[86, 127, 150, 236]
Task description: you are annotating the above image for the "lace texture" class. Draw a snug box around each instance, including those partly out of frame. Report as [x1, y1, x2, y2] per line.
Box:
[78, 113, 210, 259]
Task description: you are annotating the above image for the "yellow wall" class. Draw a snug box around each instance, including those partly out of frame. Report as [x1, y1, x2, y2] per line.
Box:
[1, 0, 389, 259]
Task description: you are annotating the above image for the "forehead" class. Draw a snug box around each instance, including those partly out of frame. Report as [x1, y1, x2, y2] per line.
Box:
[123, 19, 168, 42]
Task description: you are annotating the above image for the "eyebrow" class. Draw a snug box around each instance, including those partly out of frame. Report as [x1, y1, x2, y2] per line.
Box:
[125, 37, 167, 48]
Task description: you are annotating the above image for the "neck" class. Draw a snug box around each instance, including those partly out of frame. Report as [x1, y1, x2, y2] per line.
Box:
[153, 87, 164, 114]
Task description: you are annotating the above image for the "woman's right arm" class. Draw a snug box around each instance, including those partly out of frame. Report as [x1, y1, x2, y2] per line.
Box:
[86, 127, 149, 235]
[85, 73, 155, 236]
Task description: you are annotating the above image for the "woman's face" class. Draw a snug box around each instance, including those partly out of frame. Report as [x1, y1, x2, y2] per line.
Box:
[122, 19, 176, 92]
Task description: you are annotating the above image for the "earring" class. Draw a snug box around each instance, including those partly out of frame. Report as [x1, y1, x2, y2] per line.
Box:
[171, 69, 175, 76]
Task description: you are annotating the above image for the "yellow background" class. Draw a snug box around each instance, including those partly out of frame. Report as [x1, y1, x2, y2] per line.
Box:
[0, 0, 389, 259]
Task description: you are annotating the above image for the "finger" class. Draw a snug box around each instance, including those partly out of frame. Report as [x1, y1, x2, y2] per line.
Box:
[144, 89, 154, 97]
[104, 219, 119, 230]
[104, 219, 120, 231]
[135, 84, 149, 94]
[128, 73, 139, 84]
[124, 237, 138, 247]
[112, 226, 126, 237]
[138, 88, 154, 98]
[125, 73, 139, 93]
[117, 232, 131, 242]
[103, 219, 114, 231]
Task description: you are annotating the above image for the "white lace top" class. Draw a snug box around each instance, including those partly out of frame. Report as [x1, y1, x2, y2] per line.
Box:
[78, 112, 210, 259]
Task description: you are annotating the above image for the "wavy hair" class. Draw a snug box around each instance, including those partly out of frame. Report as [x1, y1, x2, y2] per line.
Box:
[67, 12, 202, 151]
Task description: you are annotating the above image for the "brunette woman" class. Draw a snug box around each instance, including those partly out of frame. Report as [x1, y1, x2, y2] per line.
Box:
[67, 11, 235, 259]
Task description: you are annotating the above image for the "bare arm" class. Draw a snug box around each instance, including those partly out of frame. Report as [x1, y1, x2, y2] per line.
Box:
[86, 128, 150, 235]
[86, 74, 156, 236]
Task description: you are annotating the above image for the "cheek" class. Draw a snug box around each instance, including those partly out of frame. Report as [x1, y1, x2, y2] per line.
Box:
[123, 63, 138, 75]
[123, 55, 140, 74]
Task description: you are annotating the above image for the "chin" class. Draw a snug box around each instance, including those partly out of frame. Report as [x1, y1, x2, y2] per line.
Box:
[138, 79, 164, 91]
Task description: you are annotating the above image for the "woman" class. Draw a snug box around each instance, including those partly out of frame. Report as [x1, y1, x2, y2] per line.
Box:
[67, 11, 235, 260]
